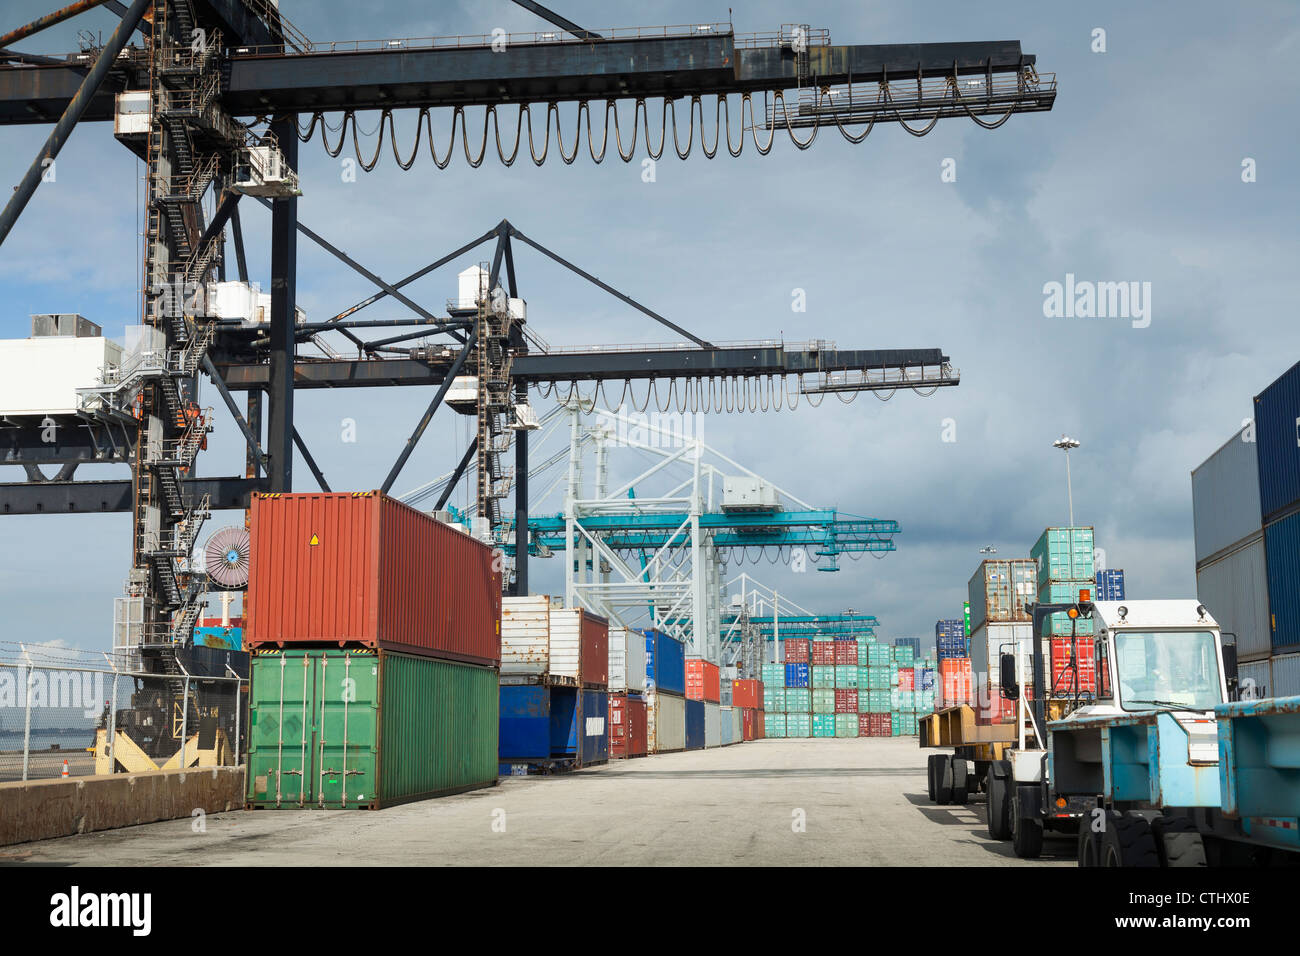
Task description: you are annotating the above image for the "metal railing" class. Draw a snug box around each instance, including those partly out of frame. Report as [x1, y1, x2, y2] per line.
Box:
[0, 646, 246, 782]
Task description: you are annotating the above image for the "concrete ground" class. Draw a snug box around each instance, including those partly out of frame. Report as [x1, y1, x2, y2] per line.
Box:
[3, 738, 1077, 866]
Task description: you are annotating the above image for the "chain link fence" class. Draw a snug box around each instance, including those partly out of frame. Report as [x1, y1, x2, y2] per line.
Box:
[0, 642, 246, 782]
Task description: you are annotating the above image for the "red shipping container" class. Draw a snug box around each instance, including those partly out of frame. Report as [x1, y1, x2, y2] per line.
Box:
[938, 658, 973, 708]
[833, 641, 858, 665]
[1050, 637, 1096, 694]
[685, 659, 721, 702]
[858, 713, 873, 736]
[246, 491, 501, 666]
[785, 638, 810, 663]
[866, 714, 892, 737]
[609, 694, 648, 758]
[834, 688, 858, 714]
[742, 708, 755, 741]
[731, 679, 763, 710]
[578, 609, 609, 687]
[897, 667, 915, 692]
[756, 710, 765, 739]
[811, 641, 836, 665]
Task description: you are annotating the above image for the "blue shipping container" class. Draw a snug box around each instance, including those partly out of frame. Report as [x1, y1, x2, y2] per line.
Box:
[644, 629, 686, 696]
[784, 662, 810, 688]
[918, 666, 936, 692]
[935, 619, 964, 639]
[1265, 511, 1300, 649]
[684, 698, 705, 750]
[194, 625, 242, 650]
[894, 637, 921, 656]
[548, 688, 609, 765]
[1255, 361, 1300, 521]
[499, 685, 551, 760]
[1095, 568, 1126, 601]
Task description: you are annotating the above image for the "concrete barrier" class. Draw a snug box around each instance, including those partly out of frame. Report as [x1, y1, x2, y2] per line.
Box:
[0, 766, 246, 846]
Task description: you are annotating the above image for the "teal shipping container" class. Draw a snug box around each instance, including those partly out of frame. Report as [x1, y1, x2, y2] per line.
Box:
[784, 687, 811, 712]
[1031, 526, 1095, 589]
[864, 689, 891, 713]
[834, 713, 857, 738]
[1037, 581, 1097, 636]
[866, 643, 891, 666]
[864, 667, 891, 690]
[811, 665, 836, 689]
[812, 688, 836, 714]
[834, 665, 858, 688]
[761, 663, 784, 686]
[892, 713, 918, 736]
[892, 644, 915, 665]
[247, 648, 497, 809]
[785, 712, 812, 737]
[812, 714, 836, 738]
[766, 713, 787, 738]
[764, 686, 786, 713]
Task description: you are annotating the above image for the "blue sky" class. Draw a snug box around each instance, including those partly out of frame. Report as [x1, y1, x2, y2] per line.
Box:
[1, 0, 1297, 650]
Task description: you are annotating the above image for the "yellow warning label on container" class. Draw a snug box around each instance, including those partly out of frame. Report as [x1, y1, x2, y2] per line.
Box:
[309, 533, 319, 546]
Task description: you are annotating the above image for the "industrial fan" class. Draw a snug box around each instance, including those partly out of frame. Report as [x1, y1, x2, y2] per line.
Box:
[203, 526, 251, 589]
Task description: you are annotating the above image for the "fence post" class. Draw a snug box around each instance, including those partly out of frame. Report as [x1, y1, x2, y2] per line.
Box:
[21, 663, 33, 782]
[108, 672, 119, 774]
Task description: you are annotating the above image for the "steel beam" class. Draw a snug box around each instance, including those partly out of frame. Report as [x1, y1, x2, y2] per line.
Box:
[508, 0, 601, 41]
[0, 476, 266, 515]
[0, 1, 112, 50]
[267, 116, 298, 492]
[292, 428, 330, 492]
[434, 437, 477, 512]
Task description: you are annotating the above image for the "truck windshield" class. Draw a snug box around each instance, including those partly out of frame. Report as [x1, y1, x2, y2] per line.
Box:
[1112, 631, 1222, 712]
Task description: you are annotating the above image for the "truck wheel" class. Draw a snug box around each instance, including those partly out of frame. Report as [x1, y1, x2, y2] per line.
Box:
[926, 754, 943, 802]
[951, 757, 970, 805]
[1011, 786, 1043, 859]
[1077, 816, 1101, 867]
[1152, 816, 1207, 868]
[1100, 812, 1159, 867]
[986, 764, 1012, 841]
[935, 755, 953, 805]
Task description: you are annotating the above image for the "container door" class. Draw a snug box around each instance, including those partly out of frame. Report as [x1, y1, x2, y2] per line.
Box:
[312, 651, 379, 809]
[247, 651, 313, 808]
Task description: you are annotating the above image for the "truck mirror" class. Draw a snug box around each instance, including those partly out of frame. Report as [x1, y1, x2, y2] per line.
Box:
[999, 652, 1019, 701]
[1221, 643, 1238, 698]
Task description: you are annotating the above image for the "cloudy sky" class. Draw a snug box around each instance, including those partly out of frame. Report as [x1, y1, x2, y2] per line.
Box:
[0, 0, 1296, 653]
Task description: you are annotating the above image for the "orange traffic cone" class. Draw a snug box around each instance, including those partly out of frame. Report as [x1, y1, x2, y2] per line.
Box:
[61, 760, 69, 778]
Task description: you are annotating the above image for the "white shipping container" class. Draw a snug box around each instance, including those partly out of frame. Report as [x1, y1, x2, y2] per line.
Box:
[647, 692, 685, 753]
[1192, 426, 1263, 566]
[719, 705, 735, 745]
[1273, 654, 1300, 698]
[1237, 659, 1272, 700]
[729, 705, 743, 744]
[0, 336, 124, 416]
[607, 626, 647, 693]
[549, 608, 584, 681]
[501, 595, 550, 675]
[704, 701, 721, 748]
[1195, 536, 1271, 661]
[968, 622, 1035, 686]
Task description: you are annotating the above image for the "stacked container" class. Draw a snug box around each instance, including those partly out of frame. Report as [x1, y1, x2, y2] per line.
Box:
[644, 630, 687, 752]
[936, 619, 966, 659]
[1031, 527, 1097, 702]
[244, 491, 501, 808]
[607, 626, 649, 759]
[1094, 568, 1126, 601]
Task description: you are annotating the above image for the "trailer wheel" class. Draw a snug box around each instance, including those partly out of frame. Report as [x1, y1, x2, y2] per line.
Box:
[986, 763, 1012, 841]
[935, 755, 953, 805]
[1077, 815, 1101, 867]
[1100, 812, 1159, 867]
[1011, 786, 1044, 858]
[951, 757, 970, 805]
[926, 754, 943, 802]
[1152, 816, 1207, 868]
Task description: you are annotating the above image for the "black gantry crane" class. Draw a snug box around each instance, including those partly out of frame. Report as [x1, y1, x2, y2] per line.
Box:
[0, 2, 1056, 658]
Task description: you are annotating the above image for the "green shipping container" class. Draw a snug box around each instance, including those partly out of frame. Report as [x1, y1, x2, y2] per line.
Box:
[892, 713, 918, 736]
[246, 648, 498, 809]
[834, 713, 858, 738]
[784, 687, 811, 712]
[865, 689, 891, 713]
[766, 713, 787, 738]
[918, 690, 935, 712]
[865, 667, 891, 690]
[1031, 526, 1095, 589]
[762, 663, 784, 687]
[866, 643, 891, 666]
[892, 645, 915, 665]
[812, 714, 836, 738]
[812, 688, 836, 714]
[785, 712, 812, 737]
[891, 689, 915, 711]
[834, 665, 858, 688]
[811, 665, 836, 689]
[1037, 581, 1097, 636]
[764, 686, 786, 713]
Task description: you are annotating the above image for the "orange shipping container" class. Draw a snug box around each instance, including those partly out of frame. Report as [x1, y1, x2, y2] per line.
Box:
[685, 659, 721, 702]
[246, 491, 502, 666]
[731, 679, 762, 710]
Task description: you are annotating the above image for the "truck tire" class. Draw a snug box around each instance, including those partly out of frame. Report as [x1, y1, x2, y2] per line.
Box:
[935, 755, 953, 805]
[1077, 816, 1101, 867]
[986, 764, 1012, 840]
[1152, 816, 1207, 868]
[1011, 786, 1043, 858]
[951, 757, 970, 805]
[1100, 812, 1159, 867]
[926, 754, 943, 802]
